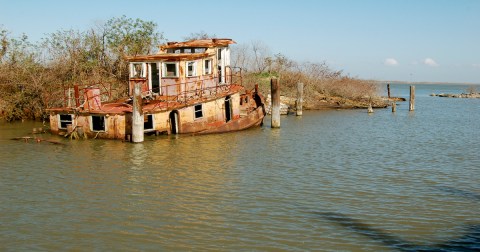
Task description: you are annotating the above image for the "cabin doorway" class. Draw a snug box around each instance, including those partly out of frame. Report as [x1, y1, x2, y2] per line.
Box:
[150, 63, 160, 94]
[169, 110, 179, 134]
[225, 96, 232, 122]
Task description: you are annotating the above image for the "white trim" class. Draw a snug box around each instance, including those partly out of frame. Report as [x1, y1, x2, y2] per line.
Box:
[203, 59, 212, 75]
[90, 115, 107, 132]
[186, 61, 197, 77]
[58, 114, 74, 129]
[130, 62, 147, 78]
[162, 62, 179, 78]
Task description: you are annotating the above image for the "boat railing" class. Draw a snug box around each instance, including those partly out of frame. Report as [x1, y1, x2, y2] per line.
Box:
[59, 82, 120, 111]
[56, 66, 244, 112]
[141, 67, 244, 111]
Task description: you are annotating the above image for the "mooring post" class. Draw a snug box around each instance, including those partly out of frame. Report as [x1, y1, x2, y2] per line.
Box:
[409, 85, 415, 111]
[74, 84, 80, 107]
[296, 82, 303, 116]
[271, 78, 280, 128]
[368, 103, 374, 113]
[132, 82, 144, 143]
[392, 101, 397, 112]
[387, 83, 391, 98]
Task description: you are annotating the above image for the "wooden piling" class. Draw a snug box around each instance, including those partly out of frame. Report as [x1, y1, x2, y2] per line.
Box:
[74, 84, 80, 107]
[392, 101, 397, 112]
[296, 82, 303, 116]
[271, 78, 280, 128]
[387, 83, 391, 98]
[409, 85, 415, 111]
[132, 82, 144, 143]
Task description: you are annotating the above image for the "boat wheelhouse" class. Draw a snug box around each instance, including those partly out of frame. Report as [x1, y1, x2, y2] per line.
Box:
[47, 38, 265, 140]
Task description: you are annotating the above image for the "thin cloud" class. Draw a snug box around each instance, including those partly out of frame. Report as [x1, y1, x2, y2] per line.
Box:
[384, 58, 399, 66]
[424, 58, 439, 67]
[473, 63, 480, 69]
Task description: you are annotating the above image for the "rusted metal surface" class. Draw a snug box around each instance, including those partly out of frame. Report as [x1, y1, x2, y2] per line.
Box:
[160, 39, 235, 50]
[125, 52, 212, 62]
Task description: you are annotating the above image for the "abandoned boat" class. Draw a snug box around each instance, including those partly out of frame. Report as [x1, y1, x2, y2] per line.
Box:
[47, 38, 266, 140]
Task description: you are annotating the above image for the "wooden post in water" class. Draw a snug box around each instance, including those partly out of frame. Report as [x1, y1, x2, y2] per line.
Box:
[132, 82, 144, 143]
[368, 103, 374, 113]
[392, 101, 397, 112]
[409, 85, 415, 111]
[271, 78, 280, 128]
[296, 82, 303, 116]
[387, 83, 391, 98]
[74, 84, 80, 108]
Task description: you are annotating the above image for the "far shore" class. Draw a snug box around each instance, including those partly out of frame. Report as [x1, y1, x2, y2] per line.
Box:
[374, 81, 480, 86]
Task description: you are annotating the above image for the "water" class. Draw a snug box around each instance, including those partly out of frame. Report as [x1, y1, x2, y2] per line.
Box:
[1, 84, 479, 251]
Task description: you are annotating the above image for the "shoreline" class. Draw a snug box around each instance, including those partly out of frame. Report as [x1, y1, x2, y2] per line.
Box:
[374, 80, 480, 86]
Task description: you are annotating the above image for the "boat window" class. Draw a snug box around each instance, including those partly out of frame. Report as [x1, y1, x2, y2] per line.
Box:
[130, 63, 146, 78]
[204, 59, 212, 75]
[144, 114, 154, 131]
[163, 62, 179, 78]
[194, 104, 203, 119]
[58, 114, 73, 129]
[195, 48, 206, 53]
[91, 115, 106, 132]
[186, 61, 197, 77]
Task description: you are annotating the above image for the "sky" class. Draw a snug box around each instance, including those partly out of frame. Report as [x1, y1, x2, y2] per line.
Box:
[1, 0, 479, 83]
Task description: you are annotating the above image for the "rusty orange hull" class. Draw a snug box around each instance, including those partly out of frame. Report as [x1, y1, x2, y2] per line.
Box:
[48, 87, 265, 140]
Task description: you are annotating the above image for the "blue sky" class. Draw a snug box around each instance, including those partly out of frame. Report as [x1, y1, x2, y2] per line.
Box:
[1, 0, 479, 83]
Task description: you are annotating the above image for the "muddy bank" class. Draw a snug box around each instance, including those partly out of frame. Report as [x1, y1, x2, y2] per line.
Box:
[278, 94, 404, 111]
[265, 93, 405, 114]
[430, 93, 480, 98]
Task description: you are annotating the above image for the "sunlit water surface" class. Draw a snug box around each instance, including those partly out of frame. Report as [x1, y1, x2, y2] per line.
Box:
[1, 84, 479, 251]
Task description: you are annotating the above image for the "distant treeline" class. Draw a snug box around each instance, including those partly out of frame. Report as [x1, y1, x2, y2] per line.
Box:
[0, 16, 378, 122]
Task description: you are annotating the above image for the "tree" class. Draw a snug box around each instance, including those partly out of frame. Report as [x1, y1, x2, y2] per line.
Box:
[182, 31, 217, 41]
[250, 40, 271, 73]
[105, 15, 163, 57]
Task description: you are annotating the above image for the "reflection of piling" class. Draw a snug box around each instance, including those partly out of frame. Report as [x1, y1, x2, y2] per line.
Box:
[271, 78, 280, 128]
[392, 101, 397, 112]
[409, 85, 415, 111]
[296, 82, 303, 116]
[387, 83, 391, 98]
[132, 82, 144, 143]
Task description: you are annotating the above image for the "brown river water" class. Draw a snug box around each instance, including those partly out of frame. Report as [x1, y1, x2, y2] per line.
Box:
[1, 84, 479, 251]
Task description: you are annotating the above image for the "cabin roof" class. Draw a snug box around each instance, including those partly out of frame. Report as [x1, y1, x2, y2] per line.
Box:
[126, 38, 235, 62]
[160, 38, 235, 50]
[126, 52, 212, 62]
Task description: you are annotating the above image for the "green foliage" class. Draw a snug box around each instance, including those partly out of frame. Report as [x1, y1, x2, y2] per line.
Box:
[0, 16, 163, 122]
[105, 15, 162, 57]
